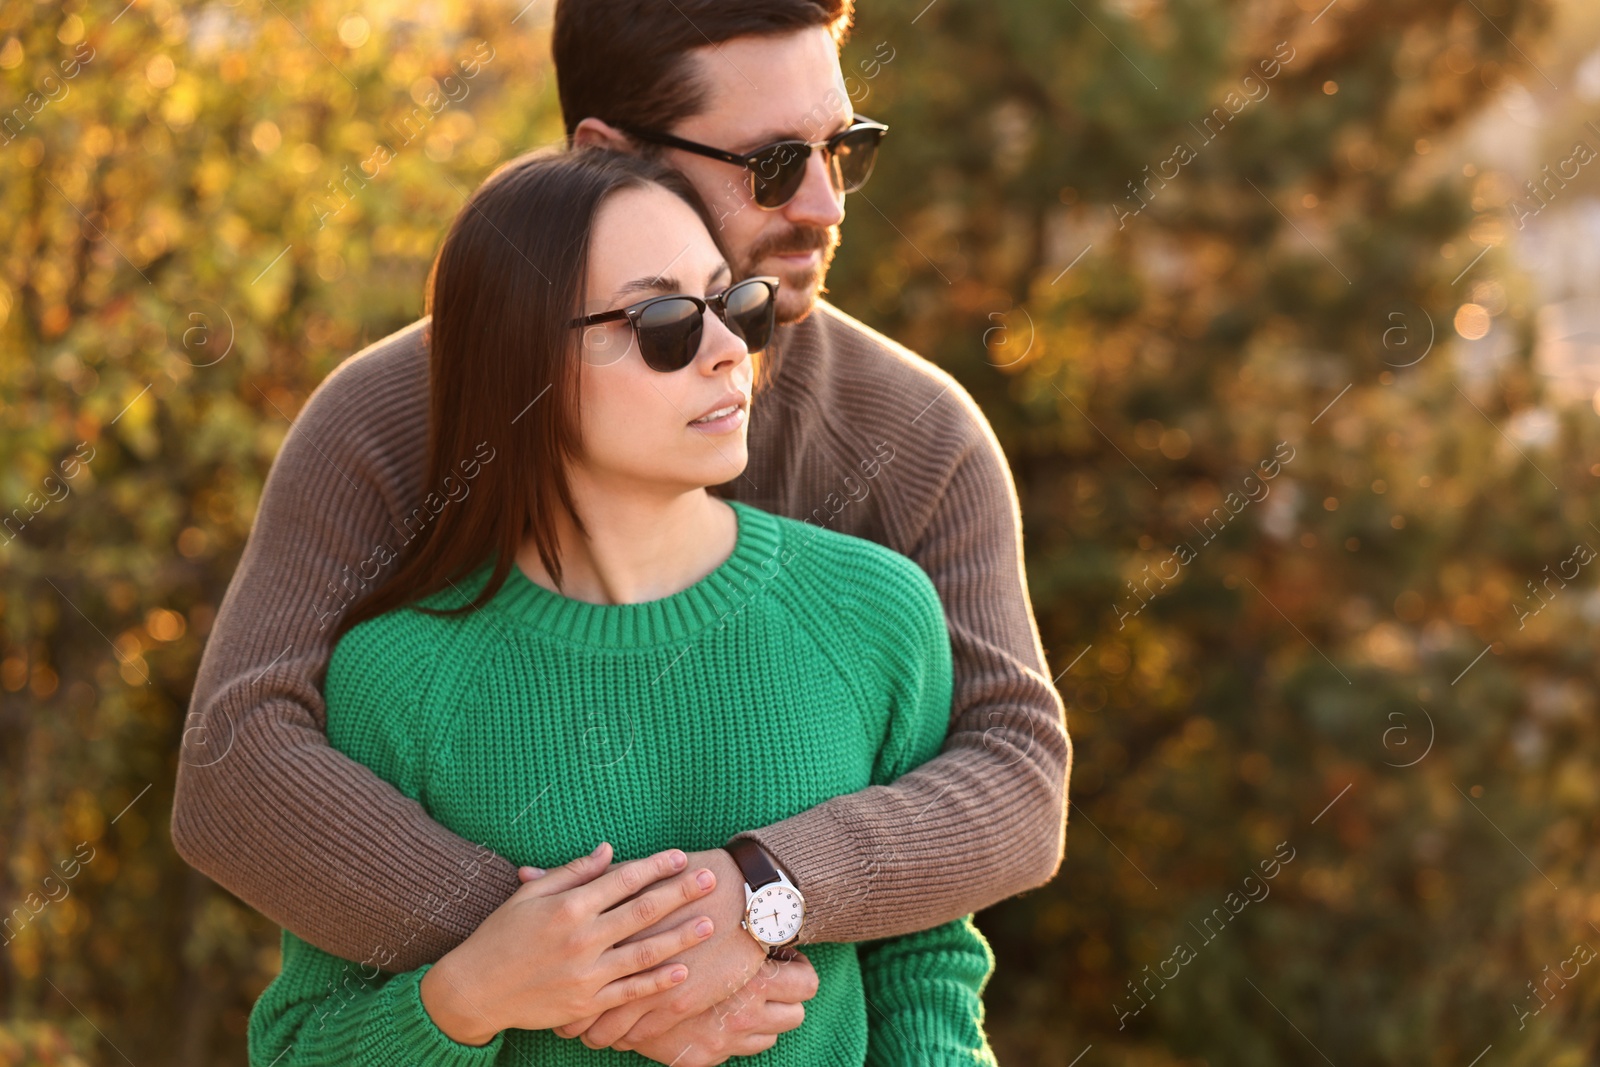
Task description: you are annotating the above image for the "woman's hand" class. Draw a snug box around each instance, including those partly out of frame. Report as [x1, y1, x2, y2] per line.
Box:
[544, 847, 769, 1047]
[418, 842, 720, 1044]
[621, 950, 820, 1066]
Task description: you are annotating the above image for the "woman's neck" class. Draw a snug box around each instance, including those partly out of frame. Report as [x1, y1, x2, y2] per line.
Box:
[514, 480, 738, 607]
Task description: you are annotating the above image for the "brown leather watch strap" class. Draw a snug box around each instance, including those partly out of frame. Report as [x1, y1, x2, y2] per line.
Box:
[726, 837, 785, 890]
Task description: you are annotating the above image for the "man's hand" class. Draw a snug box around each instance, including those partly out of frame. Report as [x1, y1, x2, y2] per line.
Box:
[620, 950, 819, 1065]
[527, 848, 768, 1048]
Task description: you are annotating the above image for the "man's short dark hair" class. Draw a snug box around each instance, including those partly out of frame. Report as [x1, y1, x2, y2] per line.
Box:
[553, 0, 854, 142]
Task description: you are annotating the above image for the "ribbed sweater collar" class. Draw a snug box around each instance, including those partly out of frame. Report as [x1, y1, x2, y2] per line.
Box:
[470, 499, 783, 649]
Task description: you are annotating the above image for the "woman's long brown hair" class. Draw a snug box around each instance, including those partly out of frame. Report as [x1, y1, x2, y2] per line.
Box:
[332, 146, 737, 644]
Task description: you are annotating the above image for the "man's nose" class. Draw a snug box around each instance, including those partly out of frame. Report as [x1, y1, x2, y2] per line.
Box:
[782, 147, 846, 229]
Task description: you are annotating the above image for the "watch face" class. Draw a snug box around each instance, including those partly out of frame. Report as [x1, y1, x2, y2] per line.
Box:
[746, 884, 804, 945]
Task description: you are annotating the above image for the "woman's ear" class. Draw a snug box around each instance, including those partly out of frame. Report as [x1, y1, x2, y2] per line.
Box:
[571, 117, 636, 153]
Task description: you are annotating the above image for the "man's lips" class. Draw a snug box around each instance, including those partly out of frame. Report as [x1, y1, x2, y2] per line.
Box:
[770, 248, 820, 264]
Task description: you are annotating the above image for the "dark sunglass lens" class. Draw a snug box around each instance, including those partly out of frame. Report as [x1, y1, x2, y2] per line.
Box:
[750, 143, 809, 208]
[833, 127, 883, 191]
[723, 281, 776, 352]
[636, 298, 703, 371]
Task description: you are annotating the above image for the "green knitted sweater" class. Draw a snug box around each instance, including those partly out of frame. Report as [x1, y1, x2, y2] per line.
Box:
[247, 500, 998, 1067]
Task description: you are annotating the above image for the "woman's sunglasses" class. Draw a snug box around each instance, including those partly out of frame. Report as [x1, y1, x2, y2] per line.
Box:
[569, 275, 781, 373]
[615, 118, 889, 210]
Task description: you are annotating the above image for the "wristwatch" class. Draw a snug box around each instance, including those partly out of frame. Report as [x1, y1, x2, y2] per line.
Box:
[725, 838, 805, 958]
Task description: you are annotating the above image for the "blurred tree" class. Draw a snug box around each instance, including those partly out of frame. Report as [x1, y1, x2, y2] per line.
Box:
[0, 0, 558, 1060]
[826, 0, 1600, 1063]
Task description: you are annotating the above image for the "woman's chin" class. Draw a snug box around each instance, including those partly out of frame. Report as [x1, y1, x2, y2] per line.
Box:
[706, 455, 750, 486]
[688, 448, 750, 488]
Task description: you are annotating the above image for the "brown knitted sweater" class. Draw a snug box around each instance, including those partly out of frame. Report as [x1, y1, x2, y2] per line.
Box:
[171, 300, 1070, 972]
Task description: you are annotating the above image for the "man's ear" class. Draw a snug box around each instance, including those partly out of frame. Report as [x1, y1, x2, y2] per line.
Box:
[571, 117, 636, 152]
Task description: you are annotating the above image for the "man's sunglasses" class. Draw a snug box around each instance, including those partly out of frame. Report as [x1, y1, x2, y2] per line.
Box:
[615, 117, 889, 210]
[569, 275, 780, 373]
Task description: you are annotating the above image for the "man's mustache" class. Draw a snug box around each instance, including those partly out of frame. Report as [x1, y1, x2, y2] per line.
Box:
[749, 226, 836, 261]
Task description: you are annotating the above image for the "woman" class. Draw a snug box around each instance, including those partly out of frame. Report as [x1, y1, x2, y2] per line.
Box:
[246, 146, 996, 1066]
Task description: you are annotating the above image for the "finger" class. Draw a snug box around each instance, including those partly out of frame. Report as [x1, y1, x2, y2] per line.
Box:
[553, 1011, 601, 1038]
[573, 847, 690, 914]
[580, 990, 658, 1048]
[764, 956, 820, 1002]
[598, 866, 716, 943]
[594, 962, 689, 1009]
[520, 842, 611, 897]
[744, 999, 805, 1035]
[517, 865, 547, 883]
[710, 980, 799, 1030]
[615, 1005, 699, 1052]
[732, 1031, 779, 1057]
[598, 913, 714, 980]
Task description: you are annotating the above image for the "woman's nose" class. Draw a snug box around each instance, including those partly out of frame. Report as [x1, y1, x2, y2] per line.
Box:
[698, 306, 751, 373]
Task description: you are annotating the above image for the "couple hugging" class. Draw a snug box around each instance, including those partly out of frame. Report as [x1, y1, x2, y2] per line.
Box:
[172, 0, 1071, 1063]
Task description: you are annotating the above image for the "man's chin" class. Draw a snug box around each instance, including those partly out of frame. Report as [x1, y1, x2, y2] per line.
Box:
[776, 289, 819, 325]
[771, 265, 826, 325]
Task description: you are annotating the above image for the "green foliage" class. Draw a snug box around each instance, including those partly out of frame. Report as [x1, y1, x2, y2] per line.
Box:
[4, 0, 1597, 1063]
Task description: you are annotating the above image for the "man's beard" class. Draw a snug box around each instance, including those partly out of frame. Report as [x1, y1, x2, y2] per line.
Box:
[740, 224, 840, 324]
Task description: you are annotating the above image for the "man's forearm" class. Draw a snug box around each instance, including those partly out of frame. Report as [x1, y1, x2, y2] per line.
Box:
[171, 323, 526, 971]
[174, 698, 521, 970]
[732, 432, 1070, 944]
[731, 694, 1065, 944]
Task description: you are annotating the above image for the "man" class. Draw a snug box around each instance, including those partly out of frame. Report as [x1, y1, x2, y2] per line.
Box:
[172, 0, 1070, 1060]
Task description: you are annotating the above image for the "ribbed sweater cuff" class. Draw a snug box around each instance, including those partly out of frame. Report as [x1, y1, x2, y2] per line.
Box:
[733, 799, 875, 944]
[385, 964, 506, 1065]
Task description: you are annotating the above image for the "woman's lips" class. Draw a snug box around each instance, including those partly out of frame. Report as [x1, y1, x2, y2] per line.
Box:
[688, 405, 747, 435]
